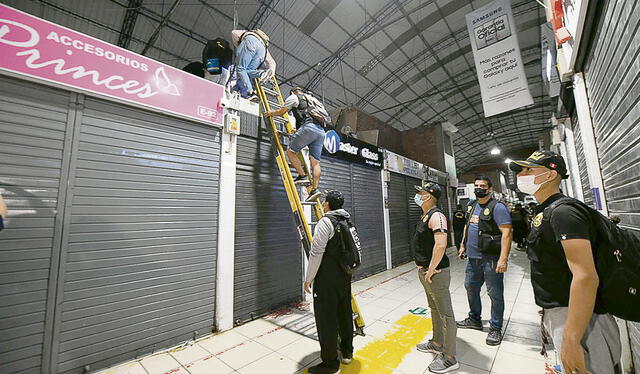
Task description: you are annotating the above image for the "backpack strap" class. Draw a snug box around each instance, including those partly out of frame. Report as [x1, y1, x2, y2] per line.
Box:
[541, 196, 580, 224]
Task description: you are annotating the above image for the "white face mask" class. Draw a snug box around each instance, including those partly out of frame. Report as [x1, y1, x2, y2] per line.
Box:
[517, 171, 550, 195]
[414, 194, 425, 207]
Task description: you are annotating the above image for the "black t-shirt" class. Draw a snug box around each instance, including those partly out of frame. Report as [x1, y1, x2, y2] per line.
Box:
[0, 216, 3, 231]
[527, 193, 604, 312]
[412, 208, 450, 269]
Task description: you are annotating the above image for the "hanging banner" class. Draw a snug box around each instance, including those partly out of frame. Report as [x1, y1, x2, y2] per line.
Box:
[0, 4, 224, 126]
[466, 0, 534, 117]
[541, 22, 560, 97]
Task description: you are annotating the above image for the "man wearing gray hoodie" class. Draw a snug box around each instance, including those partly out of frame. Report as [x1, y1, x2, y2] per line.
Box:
[304, 190, 353, 374]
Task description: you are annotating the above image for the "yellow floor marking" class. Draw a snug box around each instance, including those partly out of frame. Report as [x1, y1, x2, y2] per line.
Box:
[304, 314, 432, 374]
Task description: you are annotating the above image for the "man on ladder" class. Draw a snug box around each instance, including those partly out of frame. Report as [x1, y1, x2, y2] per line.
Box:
[264, 87, 328, 202]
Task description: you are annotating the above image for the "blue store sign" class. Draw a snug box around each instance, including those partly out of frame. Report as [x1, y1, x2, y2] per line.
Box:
[322, 131, 383, 168]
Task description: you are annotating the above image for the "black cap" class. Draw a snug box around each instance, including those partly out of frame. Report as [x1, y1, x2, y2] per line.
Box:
[509, 150, 569, 179]
[415, 182, 441, 199]
[324, 190, 344, 209]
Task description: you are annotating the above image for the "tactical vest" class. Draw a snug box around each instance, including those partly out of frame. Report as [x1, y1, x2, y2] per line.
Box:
[465, 198, 504, 255]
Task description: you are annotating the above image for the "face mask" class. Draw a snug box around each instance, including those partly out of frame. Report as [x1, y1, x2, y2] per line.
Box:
[517, 171, 550, 195]
[414, 194, 425, 207]
[474, 188, 489, 198]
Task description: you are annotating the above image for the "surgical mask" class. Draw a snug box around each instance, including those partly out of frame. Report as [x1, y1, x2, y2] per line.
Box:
[474, 188, 489, 198]
[517, 171, 550, 195]
[414, 194, 424, 207]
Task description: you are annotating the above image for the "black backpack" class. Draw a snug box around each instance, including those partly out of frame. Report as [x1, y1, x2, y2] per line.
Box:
[545, 197, 640, 321]
[327, 215, 362, 275]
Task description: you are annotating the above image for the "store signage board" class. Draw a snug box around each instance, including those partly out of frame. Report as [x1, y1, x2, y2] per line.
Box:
[465, 0, 534, 117]
[323, 130, 383, 169]
[384, 150, 424, 179]
[0, 4, 224, 126]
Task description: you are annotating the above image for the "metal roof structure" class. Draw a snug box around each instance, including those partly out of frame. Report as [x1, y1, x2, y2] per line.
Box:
[4, 0, 555, 172]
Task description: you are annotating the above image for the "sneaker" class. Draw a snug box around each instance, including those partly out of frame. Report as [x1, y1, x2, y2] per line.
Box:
[456, 317, 483, 330]
[428, 354, 460, 373]
[486, 328, 503, 346]
[306, 188, 321, 202]
[416, 340, 443, 354]
[340, 354, 352, 364]
[308, 361, 340, 374]
[259, 69, 271, 83]
[294, 175, 311, 186]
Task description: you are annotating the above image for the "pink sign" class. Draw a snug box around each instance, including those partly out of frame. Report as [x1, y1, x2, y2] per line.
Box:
[0, 4, 224, 126]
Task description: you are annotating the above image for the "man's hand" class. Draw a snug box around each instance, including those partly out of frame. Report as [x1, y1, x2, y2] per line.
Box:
[304, 281, 312, 294]
[458, 245, 466, 258]
[561, 338, 590, 374]
[496, 257, 508, 273]
[264, 111, 273, 117]
[425, 267, 441, 283]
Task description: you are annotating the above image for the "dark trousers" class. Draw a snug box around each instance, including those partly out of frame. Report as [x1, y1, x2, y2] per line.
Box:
[464, 258, 504, 330]
[454, 228, 464, 249]
[313, 280, 353, 367]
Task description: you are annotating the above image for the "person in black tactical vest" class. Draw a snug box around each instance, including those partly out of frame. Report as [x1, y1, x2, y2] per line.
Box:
[456, 175, 512, 346]
[304, 190, 353, 374]
[265, 87, 326, 202]
[452, 204, 466, 251]
[412, 183, 459, 373]
[511, 203, 528, 249]
[510, 151, 621, 374]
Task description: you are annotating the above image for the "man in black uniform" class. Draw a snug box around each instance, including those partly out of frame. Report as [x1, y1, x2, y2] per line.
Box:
[510, 203, 528, 249]
[510, 151, 621, 374]
[451, 204, 466, 251]
[304, 190, 353, 374]
[0, 194, 6, 231]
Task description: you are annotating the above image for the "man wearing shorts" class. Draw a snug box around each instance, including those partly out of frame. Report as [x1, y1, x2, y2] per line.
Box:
[265, 87, 325, 201]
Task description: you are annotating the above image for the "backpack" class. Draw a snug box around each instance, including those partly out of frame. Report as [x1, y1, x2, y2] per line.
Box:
[302, 93, 332, 128]
[545, 197, 640, 321]
[327, 215, 362, 275]
[202, 38, 232, 74]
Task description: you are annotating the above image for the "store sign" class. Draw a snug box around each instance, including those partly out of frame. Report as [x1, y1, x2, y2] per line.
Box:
[541, 23, 561, 98]
[0, 4, 224, 126]
[323, 132, 383, 168]
[466, 0, 534, 117]
[385, 150, 424, 179]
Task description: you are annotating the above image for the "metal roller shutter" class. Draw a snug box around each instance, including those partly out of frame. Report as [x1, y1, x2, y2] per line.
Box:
[321, 158, 385, 280]
[388, 173, 411, 267]
[57, 98, 221, 373]
[351, 164, 386, 279]
[234, 119, 302, 324]
[0, 76, 71, 374]
[405, 176, 423, 242]
[571, 115, 593, 206]
[582, 0, 640, 368]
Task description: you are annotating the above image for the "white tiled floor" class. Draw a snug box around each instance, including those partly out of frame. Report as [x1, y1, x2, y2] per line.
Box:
[95, 247, 559, 374]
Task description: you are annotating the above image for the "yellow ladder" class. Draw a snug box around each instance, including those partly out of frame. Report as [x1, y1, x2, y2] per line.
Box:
[255, 77, 365, 336]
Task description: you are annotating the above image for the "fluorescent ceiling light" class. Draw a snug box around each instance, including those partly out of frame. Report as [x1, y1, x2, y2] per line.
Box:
[504, 158, 513, 164]
[490, 148, 501, 155]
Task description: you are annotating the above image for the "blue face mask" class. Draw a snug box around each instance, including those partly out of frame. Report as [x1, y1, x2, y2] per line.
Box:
[414, 194, 424, 207]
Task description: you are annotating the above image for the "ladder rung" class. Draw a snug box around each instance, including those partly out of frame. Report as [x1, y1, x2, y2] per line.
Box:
[301, 201, 318, 206]
[277, 130, 294, 137]
[262, 87, 279, 97]
[267, 101, 282, 109]
[272, 116, 288, 123]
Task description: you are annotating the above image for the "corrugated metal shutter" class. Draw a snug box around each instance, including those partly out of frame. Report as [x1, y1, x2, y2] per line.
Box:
[571, 115, 593, 207]
[0, 76, 70, 374]
[321, 159, 385, 280]
[405, 176, 423, 236]
[57, 98, 221, 373]
[582, 0, 640, 368]
[234, 118, 302, 324]
[351, 164, 386, 279]
[388, 173, 410, 267]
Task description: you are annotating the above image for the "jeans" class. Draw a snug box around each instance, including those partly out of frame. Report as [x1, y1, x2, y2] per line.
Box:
[464, 258, 504, 330]
[235, 35, 266, 97]
[288, 123, 326, 160]
[419, 267, 457, 356]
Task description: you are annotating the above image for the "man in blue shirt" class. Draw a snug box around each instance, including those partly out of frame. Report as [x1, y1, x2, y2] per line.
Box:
[457, 175, 512, 346]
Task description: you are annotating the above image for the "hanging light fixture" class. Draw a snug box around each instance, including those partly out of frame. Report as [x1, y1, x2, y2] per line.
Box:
[504, 158, 513, 164]
[490, 147, 501, 155]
